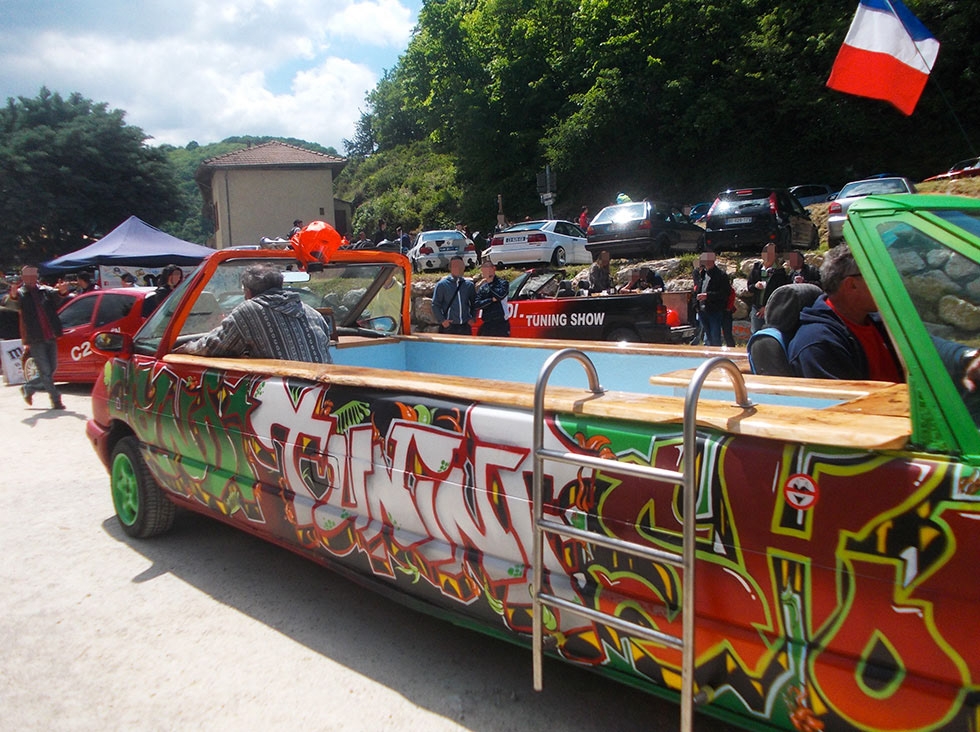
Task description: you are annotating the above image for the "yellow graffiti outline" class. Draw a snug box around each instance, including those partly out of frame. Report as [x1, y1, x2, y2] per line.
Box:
[807, 461, 972, 731]
[855, 629, 906, 700]
[770, 448, 894, 541]
[586, 437, 783, 699]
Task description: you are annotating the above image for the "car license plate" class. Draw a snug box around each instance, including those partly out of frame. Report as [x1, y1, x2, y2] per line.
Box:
[438, 242, 455, 250]
[726, 217, 752, 225]
[504, 236, 524, 244]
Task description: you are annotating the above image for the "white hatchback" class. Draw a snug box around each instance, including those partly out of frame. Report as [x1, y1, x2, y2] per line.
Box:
[484, 220, 590, 267]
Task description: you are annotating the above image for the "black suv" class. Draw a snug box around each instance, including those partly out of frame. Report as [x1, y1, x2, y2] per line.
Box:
[703, 188, 818, 253]
[585, 201, 705, 259]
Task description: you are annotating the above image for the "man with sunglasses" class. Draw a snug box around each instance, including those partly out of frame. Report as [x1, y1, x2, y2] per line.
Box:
[788, 244, 903, 381]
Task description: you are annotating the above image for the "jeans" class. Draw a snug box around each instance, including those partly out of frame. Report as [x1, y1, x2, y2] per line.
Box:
[25, 339, 62, 405]
[701, 310, 723, 346]
[751, 305, 765, 333]
[477, 319, 510, 337]
[721, 311, 736, 347]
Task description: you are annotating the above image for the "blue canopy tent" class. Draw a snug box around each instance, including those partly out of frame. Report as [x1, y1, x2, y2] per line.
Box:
[40, 216, 214, 274]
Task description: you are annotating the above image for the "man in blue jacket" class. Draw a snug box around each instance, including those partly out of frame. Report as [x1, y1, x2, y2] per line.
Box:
[431, 256, 475, 335]
[788, 245, 902, 381]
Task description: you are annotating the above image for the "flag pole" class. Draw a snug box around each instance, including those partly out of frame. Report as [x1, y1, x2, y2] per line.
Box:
[882, 0, 976, 155]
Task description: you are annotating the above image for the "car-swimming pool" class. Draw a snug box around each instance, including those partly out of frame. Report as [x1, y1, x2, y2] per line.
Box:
[332, 338, 841, 409]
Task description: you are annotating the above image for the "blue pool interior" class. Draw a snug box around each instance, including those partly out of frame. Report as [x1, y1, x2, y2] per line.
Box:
[333, 340, 840, 409]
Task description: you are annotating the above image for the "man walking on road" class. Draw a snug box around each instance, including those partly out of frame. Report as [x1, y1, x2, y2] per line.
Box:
[4, 265, 67, 409]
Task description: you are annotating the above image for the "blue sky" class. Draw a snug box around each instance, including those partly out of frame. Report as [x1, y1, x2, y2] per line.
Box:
[0, 0, 423, 151]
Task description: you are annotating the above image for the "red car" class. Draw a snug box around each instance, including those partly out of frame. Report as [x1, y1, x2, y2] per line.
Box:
[53, 287, 153, 382]
[922, 156, 980, 182]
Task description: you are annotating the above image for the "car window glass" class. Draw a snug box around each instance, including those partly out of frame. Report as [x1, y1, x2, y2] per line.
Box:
[592, 203, 647, 224]
[555, 222, 570, 237]
[877, 220, 980, 424]
[94, 293, 137, 327]
[59, 295, 97, 328]
[933, 210, 980, 238]
[717, 195, 769, 213]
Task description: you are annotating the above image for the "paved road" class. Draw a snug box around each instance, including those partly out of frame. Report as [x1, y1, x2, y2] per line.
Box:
[0, 380, 738, 731]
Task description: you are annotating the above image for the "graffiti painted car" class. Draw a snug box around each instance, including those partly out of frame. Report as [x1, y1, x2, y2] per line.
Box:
[88, 198, 980, 731]
[478, 268, 693, 343]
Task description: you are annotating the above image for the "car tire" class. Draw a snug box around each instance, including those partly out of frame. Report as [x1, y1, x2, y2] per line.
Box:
[606, 327, 638, 343]
[696, 235, 706, 254]
[111, 436, 176, 538]
[552, 246, 567, 266]
[656, 235, 670, 258]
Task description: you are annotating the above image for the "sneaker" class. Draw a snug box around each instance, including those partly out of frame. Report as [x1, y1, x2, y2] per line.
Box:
[21, 386, 33, 406]
[51, 402, 66, 410]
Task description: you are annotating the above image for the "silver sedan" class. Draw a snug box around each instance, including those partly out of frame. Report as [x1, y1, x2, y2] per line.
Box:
[827, 176, 917, 246]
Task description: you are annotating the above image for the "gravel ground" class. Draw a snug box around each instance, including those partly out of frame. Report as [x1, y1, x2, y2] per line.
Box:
[0, 380, 737, 732]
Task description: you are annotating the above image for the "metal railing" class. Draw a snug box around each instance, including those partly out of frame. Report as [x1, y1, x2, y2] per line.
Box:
[531, 350, 754, 732]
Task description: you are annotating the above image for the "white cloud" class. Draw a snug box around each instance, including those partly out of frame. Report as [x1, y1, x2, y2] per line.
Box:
[0, 0, 419, 149]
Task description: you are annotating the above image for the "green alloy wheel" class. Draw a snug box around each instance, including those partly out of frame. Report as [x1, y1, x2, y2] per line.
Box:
[110, 436, 176, 538]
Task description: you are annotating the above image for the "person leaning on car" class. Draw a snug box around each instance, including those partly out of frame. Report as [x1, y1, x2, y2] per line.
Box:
[174, 264, 332, 362]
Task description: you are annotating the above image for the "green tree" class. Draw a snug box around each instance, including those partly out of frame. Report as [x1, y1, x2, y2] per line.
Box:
[346, 0, 980, 224]
[336, 140, 463, 235]
[0, 88, 183, 265]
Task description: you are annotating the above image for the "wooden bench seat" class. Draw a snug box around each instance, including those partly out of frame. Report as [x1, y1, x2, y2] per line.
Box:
[165, 354, 912, 451]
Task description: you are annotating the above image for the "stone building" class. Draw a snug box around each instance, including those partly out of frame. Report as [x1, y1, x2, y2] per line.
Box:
[195, 141, 349, 248]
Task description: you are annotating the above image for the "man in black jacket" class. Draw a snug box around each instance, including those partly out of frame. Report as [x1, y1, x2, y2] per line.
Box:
[693, 252, 730, 347]
[4, 266, 67, 409]
[746, 244, 790, 333]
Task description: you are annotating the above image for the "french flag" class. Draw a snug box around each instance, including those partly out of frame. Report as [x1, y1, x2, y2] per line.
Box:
[826, 0, 939, 115]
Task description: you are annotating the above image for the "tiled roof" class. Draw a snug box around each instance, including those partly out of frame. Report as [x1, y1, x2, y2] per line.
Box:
[201, 141, 346, 168]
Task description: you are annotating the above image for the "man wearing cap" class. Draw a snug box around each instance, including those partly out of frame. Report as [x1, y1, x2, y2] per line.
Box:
[3, 265, 68, 409]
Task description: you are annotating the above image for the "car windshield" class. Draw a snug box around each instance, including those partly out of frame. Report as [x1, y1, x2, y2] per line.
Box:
[950, 158, 980, 172]
[592, 203, 647, 225]
[840, 179, 909, 197]
[714, 194, 770, 213]
[423, 232, 463, 242]
[134, 257, 406, 356]
[932, 210, 980, 237]
[510, 270, 561, 299]
[503, 221, 547, 232]
[873, 212, 980, 425]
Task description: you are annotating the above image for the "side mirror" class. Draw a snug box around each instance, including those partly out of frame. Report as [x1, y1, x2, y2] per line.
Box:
[92, 331, 133, 358]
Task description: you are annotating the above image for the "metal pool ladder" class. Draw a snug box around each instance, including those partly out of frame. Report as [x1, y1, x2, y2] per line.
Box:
[530, 349, 754, 732]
